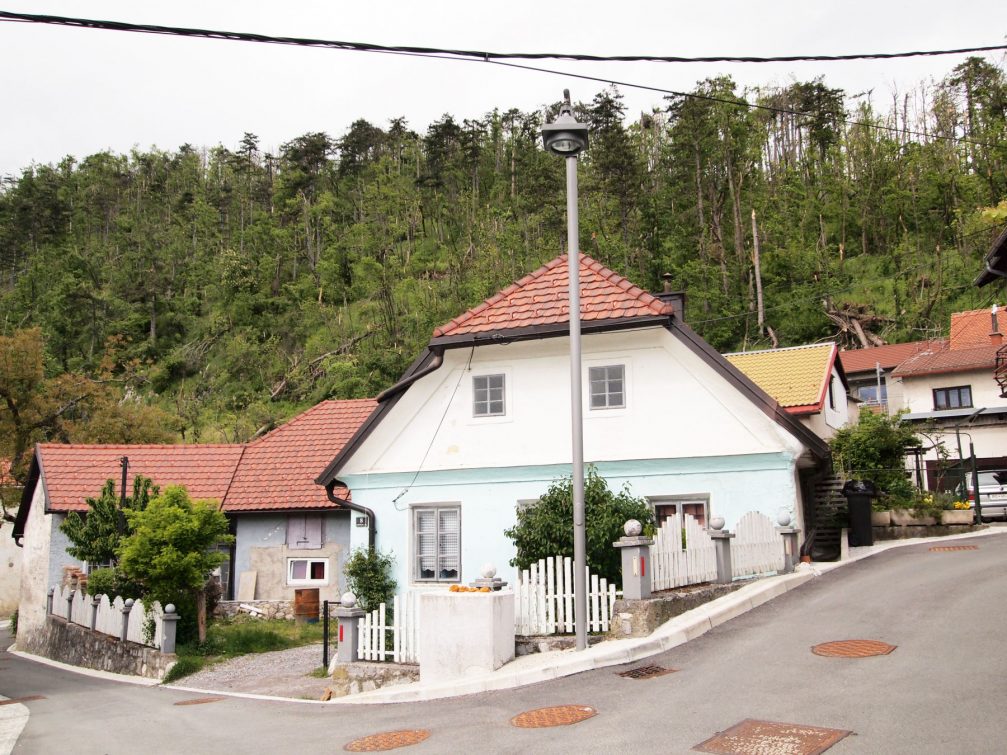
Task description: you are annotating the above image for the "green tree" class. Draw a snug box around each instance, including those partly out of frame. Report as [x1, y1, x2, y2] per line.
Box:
[343, 547, 396, 613]
[504, 467, 654, 583]
[118, 485, 232, 642]
[829, 411, 922, 504]
[59, 475, 158, 567]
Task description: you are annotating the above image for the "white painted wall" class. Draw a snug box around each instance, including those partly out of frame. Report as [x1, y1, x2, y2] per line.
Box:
[16, 484, 50, 636]
[0, 513, 22, 617]
[341, 327, 807, 477]
[823, 366, 851, 430]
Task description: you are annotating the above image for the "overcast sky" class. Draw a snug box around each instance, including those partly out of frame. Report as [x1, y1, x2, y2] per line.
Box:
[1, 1, 1005, 178]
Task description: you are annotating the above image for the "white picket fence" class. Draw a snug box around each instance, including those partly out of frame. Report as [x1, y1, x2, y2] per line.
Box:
[651, 513, 718, 591]
[514, 556, 619, 636]
[732, 511, 785, 578]
[357, 591, 420, 664]
[53, 585, 165, 649]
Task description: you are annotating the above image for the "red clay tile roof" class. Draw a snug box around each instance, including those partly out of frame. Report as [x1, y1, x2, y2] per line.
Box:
[34, 399, 376, 514]
[433, 253, 673, 338]
[949, 307, 1007, 349]
[891, 343, 998, 378]
[0, 458, 16, 488]
[839, 340, 943, 375]
[38, 444, 244, 512]
[223, 399, 376, 512]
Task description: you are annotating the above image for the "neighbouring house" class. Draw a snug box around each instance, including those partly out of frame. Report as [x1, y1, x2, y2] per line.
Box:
[973, 224, 1007, 288]
[724, 342, 854, 440]
[10, 399, 374, 641]
[838, 340, 943, 415]
[1, 459, 22, 616]
[887, 306, 1007, 489]
[315, 253, 832, 596]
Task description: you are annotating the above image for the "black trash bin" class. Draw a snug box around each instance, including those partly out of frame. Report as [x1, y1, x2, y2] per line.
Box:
[842, 479, 877, 547]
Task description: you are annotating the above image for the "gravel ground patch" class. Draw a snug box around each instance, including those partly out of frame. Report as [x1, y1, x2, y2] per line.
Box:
[172, 643, 333, 700]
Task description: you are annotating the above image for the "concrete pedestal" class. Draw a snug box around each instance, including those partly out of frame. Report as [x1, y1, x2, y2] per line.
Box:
[334, 606, 365, 664]
[710, 531, 735, 584]
[612, 535, 654, 600]
[419, 590, 514, 683]
[776, 527, 801, 573]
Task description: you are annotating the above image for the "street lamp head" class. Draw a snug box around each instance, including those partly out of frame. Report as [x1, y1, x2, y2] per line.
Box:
[542, 92, 589, 157]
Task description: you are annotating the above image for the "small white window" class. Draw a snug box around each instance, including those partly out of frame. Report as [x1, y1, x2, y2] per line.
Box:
[473, 374, 506, 416]
[589, 365, 625, 409]
[287, 557, 328, 585]
[414, 505, 461, 582]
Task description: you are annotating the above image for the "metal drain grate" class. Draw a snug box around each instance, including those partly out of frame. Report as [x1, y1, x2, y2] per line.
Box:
[812, 640, 896, 658]
[0, 695, 45, 706]
[930, 545, 978, 552]
[511, 705, 597, 728]
[618, 665, 677, 679]
[173, 696, 226, 706]
[694, 719, 852, 754]
[344, 730, 430, 752]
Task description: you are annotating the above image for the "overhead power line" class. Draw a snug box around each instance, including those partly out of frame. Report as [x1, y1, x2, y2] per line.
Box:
[1, 9, 1005, 64]
[0, 9, 996, 149]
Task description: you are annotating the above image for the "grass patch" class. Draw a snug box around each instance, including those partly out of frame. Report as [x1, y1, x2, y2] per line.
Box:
[164, 617, 326, 683]
[308, 666, 330, 679]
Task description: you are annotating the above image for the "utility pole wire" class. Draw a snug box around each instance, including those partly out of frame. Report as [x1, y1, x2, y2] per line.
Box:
[1, 10, 1004, 64]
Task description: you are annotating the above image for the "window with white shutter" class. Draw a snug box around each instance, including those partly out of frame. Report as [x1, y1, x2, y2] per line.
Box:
[413, 505, 461, 582]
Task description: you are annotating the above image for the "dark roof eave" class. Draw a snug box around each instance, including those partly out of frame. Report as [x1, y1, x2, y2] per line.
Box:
[11, 447, 42, 541]
[429, 315, 673, 349]
[974, 225, 1007, 287]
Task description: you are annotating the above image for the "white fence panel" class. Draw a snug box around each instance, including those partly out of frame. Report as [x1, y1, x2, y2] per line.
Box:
[514, 556, 619, 636]
[69, 588, 90, 626]
[95, 594, 122, 638]
[651, 514, 717, 591]
[357, 591, 420, 664]
[126, 600, 163, 648]
[732, 511, 785, 578]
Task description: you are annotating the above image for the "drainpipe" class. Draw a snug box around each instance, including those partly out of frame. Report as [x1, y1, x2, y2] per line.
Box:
[326, 482, 376, 553]
[375, 347, 444, 403]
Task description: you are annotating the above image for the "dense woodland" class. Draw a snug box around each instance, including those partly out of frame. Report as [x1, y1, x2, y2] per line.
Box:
[2, 58, 1007, 484]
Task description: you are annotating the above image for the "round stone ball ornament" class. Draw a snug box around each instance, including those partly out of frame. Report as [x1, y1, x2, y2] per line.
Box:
[623, 519, 643, 537]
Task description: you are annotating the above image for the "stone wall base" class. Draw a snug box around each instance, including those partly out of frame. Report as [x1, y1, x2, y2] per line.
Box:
[872, 524, 982, 541]
[216, 600, 295, 621]
[327, 661, 418, 698]
[18, 616, 175, 679]
[607, 582, 742, 639]
[515, 634, 606, 656]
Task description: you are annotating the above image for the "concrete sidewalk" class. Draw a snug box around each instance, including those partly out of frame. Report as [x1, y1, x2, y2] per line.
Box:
[334, 525, 1007, 705]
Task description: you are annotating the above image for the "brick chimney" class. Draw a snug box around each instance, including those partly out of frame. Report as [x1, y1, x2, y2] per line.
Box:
[991, 304, 1003, 347]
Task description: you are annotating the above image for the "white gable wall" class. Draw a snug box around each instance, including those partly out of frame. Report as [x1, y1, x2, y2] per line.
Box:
[342, 327, 807, 476]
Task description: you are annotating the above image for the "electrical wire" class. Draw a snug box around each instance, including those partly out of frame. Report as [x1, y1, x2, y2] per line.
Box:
[0, 10, 1004, 64]
[0, 9, 997, 149]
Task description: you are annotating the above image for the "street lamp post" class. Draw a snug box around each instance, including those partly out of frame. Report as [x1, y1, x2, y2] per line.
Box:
[542, 91, 590, 651]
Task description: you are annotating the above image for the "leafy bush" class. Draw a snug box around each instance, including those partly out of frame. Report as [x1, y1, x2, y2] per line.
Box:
[8, 608, 17, 637]
[504, 467, 654, 583]
[830, 411, 921, 505]
[343, 548, 396, 612]
[85, 566, 141, 598]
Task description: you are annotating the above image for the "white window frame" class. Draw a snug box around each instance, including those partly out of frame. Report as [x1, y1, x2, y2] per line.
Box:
[589, 364, 626, 410]
[412, 504, 461, 583]
[472, 373, 506, 417]
[286, 557, 329, 586]
[648, 495, 711, 528]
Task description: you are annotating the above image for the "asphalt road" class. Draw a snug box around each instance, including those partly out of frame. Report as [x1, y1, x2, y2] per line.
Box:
[3, 533, 1006, 754]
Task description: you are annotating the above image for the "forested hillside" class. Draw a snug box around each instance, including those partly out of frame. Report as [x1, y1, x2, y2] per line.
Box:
[2, 58, 1006, 478]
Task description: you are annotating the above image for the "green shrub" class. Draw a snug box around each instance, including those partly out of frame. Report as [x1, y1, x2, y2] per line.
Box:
[830, 411, 921, 505]
[344, 548, 397, 612]
[8, 608, 17, 637]
[504, 467, 654, 583]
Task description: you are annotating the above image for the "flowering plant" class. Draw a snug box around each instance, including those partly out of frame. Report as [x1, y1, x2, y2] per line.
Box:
[952, 501, 970, 510]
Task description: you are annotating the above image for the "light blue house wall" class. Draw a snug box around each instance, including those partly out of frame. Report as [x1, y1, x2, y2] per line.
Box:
[343, 451, 798, 596]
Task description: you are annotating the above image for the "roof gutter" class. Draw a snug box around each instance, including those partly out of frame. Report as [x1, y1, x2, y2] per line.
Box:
[326, 482, 376, 552]
[375, 346, 444, 403]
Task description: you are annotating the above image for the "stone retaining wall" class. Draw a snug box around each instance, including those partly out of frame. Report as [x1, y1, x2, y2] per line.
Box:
[18, 616, 175, 679]
[216, 600, 296, 621]
[328, 661, 419, 698]
[607, 582, 742, 639]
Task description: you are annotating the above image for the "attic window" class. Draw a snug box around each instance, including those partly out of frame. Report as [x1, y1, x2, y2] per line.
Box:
[286, 513, 323, 549]
[589, 365, 625, 409]
[473, 374, 505, 417]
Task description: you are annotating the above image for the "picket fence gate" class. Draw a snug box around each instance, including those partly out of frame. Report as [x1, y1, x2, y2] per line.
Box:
[650, 513, 718, 591]
[54, 585, 164, 649]
[514, 556, 619, 636]
[357, 591, 420, 664]
[732, 511, 785, 578]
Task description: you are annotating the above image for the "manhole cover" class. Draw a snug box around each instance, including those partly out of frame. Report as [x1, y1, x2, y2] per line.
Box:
[511, 705, 597, 728]
[812, 640, 896, 658]
[173, 696, 226, 706]
[618, 665, 677, 679]
[930, 545, 978, 552]
[344, 730, 430, 751]
[0, 695, 45, 706]
[694, 719, 852, 754]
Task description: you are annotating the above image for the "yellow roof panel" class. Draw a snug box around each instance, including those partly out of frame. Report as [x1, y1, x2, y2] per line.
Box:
[724, 343, 836, 409]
